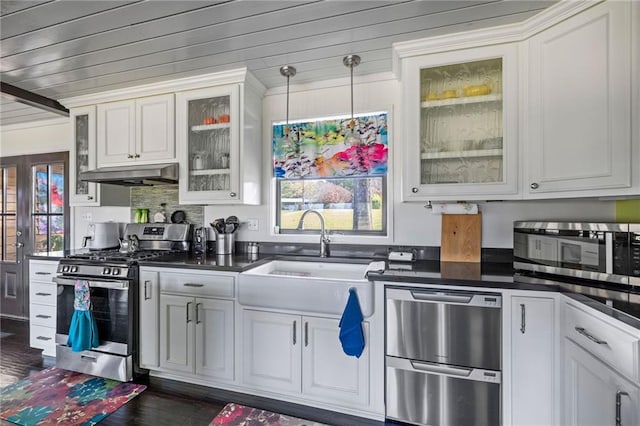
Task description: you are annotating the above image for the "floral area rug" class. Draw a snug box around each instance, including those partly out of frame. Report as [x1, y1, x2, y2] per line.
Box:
[210, 402, 329, 426]
[0, 367, 146, 425]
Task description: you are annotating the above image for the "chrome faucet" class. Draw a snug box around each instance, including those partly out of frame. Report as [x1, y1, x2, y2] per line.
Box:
[297, 209, 330, 257]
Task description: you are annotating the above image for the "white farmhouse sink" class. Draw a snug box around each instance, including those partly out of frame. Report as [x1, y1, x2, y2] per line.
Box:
[239, 259, 375, 317]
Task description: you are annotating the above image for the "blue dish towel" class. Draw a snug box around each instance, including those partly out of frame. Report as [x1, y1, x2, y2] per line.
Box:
[339, 288, 365, 358]
[67, 280, 99, 352]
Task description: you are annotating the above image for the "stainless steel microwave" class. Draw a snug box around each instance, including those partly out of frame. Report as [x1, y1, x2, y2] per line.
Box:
[514, 221, 640, 286]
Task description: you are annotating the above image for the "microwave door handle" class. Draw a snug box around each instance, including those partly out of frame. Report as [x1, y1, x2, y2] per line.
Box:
[605, 233, 613, 274]
[53, 276, 129, 290]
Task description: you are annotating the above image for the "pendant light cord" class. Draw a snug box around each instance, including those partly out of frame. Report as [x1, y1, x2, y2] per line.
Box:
[286, 74, 290, 134]
[350, 64, 354, 122]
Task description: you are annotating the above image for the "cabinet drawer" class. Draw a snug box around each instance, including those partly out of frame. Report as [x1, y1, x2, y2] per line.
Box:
[30, 325, 56, 351]
[30, 282, 57, 306]
[160, 271, 235, 298]
[564, 301, 640, 381]
[29, 260, 58, 281]
[30, 303, 56, 327]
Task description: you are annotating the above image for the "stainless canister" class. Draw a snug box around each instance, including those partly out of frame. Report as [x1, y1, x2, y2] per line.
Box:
[215, 232, 235, 255]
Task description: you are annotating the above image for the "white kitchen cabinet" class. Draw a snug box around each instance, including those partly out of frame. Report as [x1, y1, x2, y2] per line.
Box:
[139, 269, 159, 369]
[564, 339, 640, 426]
[400, 43, 519, 200]
[160, 294, 234, 380]
[154, 268, 235, 381]
[242, 309, 369, 409]
[525, 0, 633, 196]
[175, 71, 263, 205]
[28, 259, 58, 357]
[97, 93, 175, 167]
[510, 296, 557, 426]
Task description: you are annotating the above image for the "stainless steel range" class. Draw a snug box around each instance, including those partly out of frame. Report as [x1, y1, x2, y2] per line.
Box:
[54, 223, 191, 381]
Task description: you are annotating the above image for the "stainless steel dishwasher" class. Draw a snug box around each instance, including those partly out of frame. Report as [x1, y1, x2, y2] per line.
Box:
[385, 287, 502, 426]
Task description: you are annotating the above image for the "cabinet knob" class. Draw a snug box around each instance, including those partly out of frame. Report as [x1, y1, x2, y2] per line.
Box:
[87, 196, 94, 200]
[530, 182, 539, 190]
[230, 192, 237, 197]
[134, 154, 140, 158]
[411, 187, 419, 193]
[127, 154, 134, 159]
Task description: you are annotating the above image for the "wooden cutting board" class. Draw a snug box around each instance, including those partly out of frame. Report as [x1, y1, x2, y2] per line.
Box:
[440, 213, 482, 263]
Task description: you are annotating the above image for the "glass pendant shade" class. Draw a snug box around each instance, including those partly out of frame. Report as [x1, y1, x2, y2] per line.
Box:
[343, 55, 361, 146]
[279, 65, 296, 152]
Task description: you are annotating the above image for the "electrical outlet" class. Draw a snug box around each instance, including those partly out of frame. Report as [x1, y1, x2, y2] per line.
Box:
[247, 219, 258, 231]
[82, 212, 92, 222]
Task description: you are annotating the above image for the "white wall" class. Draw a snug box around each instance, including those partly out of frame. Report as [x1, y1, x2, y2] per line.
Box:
[1, 77, 616, 249]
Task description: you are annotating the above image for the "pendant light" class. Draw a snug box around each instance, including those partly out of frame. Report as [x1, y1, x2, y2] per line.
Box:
[279, 65, 296, 152]
[343, 54, 361, 146]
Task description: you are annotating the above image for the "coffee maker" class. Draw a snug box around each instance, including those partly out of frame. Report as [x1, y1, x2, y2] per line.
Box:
[193, 227, 207, 254]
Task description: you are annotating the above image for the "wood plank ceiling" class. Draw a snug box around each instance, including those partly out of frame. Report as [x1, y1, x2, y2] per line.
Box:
[0, 0, 556, 127]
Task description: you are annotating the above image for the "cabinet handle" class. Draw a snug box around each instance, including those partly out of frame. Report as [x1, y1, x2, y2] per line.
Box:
[411, 187, 419, 193]
[183, 283, 204, 287]
[575, 326, 607, 345]
[127, 154, 134, 159]
[35, 292, 51, 296]
[293, 320, 297, 345]
[144, 280, 151, 300]
[35, 272, 51, 275]
[520, 303, 526, 334]
[186, 301, 192, 323]
[304, 321, 309, 347]
[134, 154, 140, 158]
[530, 182, 539, 190]
[196, 303, 202, 324]
[616, 390, 629, 426]
[36, 336, 52, 341]
[230, 192, 237, 198]
[87, 196, 94, 201]
[35, 314, 51, 319]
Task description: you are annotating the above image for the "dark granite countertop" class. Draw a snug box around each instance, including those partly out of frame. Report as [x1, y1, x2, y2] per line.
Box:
[137, 252, 271, 272]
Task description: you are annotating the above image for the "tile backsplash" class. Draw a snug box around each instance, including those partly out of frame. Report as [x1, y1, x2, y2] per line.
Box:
[130, 185, 204, 226]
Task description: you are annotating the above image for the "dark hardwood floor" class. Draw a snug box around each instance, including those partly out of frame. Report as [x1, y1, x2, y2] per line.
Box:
[1, 318, 384, 426]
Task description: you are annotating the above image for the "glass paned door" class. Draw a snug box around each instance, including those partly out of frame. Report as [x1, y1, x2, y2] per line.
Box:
[75, 113, 90, 196]
[419, 58, 504, 185]
[1, 152, 68, 318]
[187, 95, 232, 193]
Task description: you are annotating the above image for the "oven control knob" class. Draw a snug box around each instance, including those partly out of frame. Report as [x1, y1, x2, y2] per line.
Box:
[102, 267, 112, 275]
[62, 266, 70, 272]
[111, 268, 120, 275]
[70, 266, 78, 273]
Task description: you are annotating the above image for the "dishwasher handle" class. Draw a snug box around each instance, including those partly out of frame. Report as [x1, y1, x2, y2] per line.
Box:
[386, 356, 501, 384]
[387, 287, 501, 308]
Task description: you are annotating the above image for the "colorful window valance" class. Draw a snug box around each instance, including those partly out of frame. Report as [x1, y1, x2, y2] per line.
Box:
[273, 112, 388, 179]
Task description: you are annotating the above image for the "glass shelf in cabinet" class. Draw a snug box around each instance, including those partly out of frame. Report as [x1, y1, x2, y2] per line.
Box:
[420, 148, 503, 160]
[421, 93, 502, 108]
[191, 122, 231, 132]
[189, 168, 231, 176]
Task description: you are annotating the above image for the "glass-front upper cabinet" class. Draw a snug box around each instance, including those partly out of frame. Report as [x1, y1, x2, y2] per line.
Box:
[176, 85, 240, 204]
[69, 106, 98, 206]
[401, 44, 519, 200]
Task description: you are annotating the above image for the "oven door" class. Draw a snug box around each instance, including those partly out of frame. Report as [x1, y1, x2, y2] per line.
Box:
[54, 276, 133, 356]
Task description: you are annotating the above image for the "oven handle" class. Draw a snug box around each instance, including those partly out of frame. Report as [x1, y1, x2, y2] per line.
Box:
[53, 276, 129, 290]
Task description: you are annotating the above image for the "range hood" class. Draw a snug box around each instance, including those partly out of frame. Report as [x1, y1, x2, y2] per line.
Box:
[79, 163, 178, 186]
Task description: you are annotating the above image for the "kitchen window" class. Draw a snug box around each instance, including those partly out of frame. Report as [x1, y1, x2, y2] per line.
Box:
[273, 112, 388, 235]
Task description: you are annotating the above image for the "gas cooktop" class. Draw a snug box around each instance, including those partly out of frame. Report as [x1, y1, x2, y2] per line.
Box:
[68, 249, 175, 262]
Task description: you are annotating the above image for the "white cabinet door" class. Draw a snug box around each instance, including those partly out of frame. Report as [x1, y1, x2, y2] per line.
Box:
[160, 294, 194, 374]
[242, 309, 301, 393]
[564, 339, 640, 426]
[510, 296, 556, 426]
[176, 85, 241, 204]
[302, 316, 369, 407]
[402, 43, 519, 200]
[139, 269, 159, 369]
[69, 106, 98, 206]
[135, 94, 175, 163]
[97, 100, 136, 166]
[526, 1, 632, 195]
[195, 298, 234, 381]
